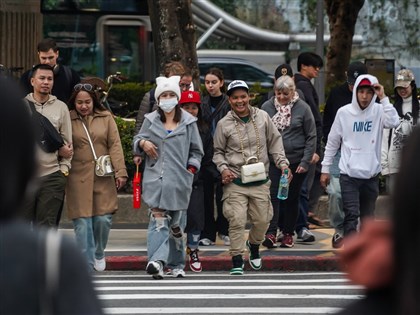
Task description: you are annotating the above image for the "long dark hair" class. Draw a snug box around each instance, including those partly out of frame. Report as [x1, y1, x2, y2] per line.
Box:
[196, 104, 210, 135]
[157, 105, 182, 123]
[393, 126, 420, 315]
[394, 80, 419, 124]
[180, 102, 209, 135]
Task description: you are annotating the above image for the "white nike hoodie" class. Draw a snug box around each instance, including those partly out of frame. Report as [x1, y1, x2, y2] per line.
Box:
[321, 74, 399, 179]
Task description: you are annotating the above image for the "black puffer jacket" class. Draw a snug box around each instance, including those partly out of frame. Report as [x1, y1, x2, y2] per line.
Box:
[294, 73, 323, 155]
[201, 94, 230, 135]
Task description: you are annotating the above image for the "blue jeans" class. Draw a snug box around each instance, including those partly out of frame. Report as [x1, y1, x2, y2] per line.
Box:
[147, 210, 187, 270]
[340, 174, 379, 236]
[187, 231, 201, 250]
[73, 214, 113, 270]
[296, 162, 318, 232]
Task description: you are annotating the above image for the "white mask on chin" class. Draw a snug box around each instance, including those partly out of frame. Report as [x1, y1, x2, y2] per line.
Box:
[159, 98, 178, 113]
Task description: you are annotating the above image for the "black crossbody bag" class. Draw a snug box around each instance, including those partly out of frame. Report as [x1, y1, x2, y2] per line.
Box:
[27, 100, 64, 153]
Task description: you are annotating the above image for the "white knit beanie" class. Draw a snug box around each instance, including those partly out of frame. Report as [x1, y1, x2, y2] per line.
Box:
[155, 76, 181, 100]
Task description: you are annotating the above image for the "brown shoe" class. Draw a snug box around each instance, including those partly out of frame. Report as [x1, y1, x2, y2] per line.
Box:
[308, 212, 324, 227]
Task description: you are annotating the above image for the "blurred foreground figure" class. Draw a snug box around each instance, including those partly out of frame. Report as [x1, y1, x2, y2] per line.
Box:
[339, 126, 420, 315]
[0, 78, 103, 314]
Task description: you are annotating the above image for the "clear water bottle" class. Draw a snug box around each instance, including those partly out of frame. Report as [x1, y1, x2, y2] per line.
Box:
[277, 169, 289, 200]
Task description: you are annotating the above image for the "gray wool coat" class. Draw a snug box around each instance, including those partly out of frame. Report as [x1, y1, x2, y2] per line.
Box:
[133, 109, 204, 210]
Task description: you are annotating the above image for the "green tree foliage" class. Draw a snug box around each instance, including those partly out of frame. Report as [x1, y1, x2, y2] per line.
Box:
[114, 116, 136, 189]
[299, 0, 318, 29]
[210, 0, 236, 15]
[365, 0, 419, 60]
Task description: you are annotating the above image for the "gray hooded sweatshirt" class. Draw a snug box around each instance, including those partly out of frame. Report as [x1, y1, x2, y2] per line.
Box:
[133, 109, 203, 210]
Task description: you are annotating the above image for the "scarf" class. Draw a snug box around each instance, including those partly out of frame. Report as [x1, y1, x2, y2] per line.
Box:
[271, 91, 299, 131]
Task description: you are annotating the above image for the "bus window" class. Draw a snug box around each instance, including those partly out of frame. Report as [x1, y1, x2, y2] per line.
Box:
[97, 16, 152, 81]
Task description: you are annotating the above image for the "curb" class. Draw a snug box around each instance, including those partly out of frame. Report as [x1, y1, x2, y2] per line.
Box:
[105, 255, 340, 272]
[61, 195, 392, 226]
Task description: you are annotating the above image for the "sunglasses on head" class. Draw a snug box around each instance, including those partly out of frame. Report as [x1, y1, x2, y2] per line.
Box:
[74, 83, 94, 91]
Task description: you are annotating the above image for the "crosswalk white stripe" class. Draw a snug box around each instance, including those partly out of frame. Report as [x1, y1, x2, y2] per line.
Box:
[98, 293, 362, 300]
[104, 248, 336, 252]
[103, 307, 343, 314]
[95, 284, 362, 291]
[94, 278, 349, 284]
[94, 272, 346, 278]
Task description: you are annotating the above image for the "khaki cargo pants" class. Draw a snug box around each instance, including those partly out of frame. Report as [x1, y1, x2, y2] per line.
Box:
[222, 181, 273, 256]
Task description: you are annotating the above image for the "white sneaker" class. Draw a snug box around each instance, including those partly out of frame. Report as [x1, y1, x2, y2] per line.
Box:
[94, 258, 106, 272]
[167, 268, 185, 278]
[199, 238, 215, 246]
[146, 261, 164, 279]
[218, 234, 231, 246]
[297, 227, 315, 242]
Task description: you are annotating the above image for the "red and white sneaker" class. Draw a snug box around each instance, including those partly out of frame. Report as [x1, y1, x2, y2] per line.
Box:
[280, 233, 294, 248]
[187, 247, 202, 272]
[262, 234, 277, 248]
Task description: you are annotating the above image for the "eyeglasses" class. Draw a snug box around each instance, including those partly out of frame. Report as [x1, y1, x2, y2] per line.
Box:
[179, 83, 191, 89]
[74, 83, 93, 91]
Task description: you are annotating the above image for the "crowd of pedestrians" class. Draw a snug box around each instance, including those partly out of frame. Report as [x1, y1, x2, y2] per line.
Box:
[6, 38, 419, 283]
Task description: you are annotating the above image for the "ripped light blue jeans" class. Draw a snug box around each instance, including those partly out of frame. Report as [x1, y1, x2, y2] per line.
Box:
[147, 209, 187, 270]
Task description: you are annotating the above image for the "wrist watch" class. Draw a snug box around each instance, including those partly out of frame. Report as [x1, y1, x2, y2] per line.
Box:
[62, 170, 69, 177]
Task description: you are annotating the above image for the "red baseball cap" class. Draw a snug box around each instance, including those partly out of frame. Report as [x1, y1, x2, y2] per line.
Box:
[358, 78, 373, 87]
[179, 91, 201, 105]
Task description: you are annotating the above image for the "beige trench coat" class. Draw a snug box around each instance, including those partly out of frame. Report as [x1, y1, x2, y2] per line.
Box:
[66, 109, 128, 219]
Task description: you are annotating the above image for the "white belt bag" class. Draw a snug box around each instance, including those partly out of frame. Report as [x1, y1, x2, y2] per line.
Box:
[241, 156, 266, 183]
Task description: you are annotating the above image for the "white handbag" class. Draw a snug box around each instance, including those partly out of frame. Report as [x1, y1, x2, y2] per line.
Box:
[241, 157, 266, 183]
[235, 119, 267, 183]
[95, 155, 114, 177]
[80, 118, 115, 177]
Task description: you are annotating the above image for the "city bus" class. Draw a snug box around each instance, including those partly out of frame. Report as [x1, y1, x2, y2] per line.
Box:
[41, 0, 155, 81]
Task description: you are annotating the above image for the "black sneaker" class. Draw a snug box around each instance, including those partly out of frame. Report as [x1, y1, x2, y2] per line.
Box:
[332, 233, 344, 249]
[246, 240, 262, 270]
[230, 255, 244, 275]
[146, 260, 164, 279]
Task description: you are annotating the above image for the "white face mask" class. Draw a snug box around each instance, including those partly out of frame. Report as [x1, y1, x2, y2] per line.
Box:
[159, 98, 178, 113]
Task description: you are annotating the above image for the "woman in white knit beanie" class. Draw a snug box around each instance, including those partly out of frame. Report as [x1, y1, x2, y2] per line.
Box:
[133, 75, 204, 279]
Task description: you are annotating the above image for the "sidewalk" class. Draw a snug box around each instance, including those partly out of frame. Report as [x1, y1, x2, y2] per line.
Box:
[58, 195, 392, 272]
[60, 227, 341, 272]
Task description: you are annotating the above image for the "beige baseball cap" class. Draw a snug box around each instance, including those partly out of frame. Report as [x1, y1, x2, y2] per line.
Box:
[395, 69, 415, 88]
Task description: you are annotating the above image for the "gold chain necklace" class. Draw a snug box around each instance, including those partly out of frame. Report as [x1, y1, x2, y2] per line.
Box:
[234, 116, 261, 163]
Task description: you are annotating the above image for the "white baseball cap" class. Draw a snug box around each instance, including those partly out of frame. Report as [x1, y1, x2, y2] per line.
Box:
[226, 80, 249, 96]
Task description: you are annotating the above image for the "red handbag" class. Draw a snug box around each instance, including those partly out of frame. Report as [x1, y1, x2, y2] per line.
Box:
[132, 164, 141, 209]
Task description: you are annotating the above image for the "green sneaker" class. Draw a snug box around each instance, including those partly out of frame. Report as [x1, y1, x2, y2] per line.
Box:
[246, 240, 262, 270]
[230, 266, 244, 275]
[230, 255, 244, 275]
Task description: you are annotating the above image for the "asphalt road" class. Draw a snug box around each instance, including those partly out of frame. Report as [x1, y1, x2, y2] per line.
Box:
[93, 271, 364, 314]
